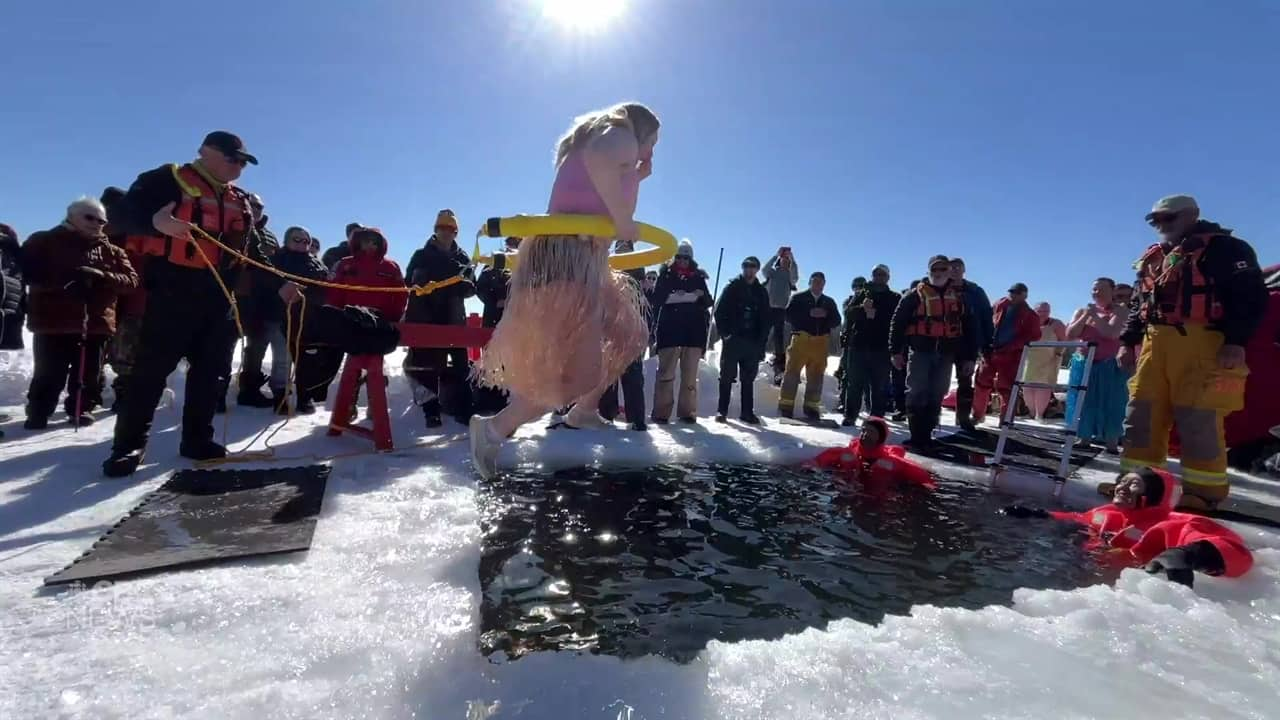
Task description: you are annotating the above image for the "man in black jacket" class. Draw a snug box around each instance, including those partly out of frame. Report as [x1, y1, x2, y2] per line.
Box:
[713, 255, 771, 424]
[842, 264, 900, 425]
[103, 130, 265, 476]
[780, 271, 841, 420]
[231, 193, 283, 410]
[402, 209, 475, 427]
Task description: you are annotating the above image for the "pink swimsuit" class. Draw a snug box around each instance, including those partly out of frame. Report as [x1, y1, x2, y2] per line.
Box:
[547, 146, 640, 217]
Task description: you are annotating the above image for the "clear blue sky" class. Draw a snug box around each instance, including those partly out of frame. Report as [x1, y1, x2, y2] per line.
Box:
[3, 1, 1277, 319]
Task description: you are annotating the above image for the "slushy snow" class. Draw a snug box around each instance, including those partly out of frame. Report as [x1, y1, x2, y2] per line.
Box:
[2, 338, 1278, 720]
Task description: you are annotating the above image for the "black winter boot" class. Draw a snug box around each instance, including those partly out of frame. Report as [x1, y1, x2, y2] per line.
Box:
[904, 414, 934, 449]
[103, 448, 145, 477]
[422, 399, 443, 428]
[180, 440, 227, 462]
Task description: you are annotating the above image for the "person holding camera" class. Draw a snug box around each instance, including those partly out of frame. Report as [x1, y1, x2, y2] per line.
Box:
[762, 245, 799, 385]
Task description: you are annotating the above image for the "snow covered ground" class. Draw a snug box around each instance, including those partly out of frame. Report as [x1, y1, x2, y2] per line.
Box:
[2, 338, 1278, 720]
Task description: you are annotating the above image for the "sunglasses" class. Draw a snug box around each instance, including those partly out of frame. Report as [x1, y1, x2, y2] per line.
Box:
[289, 235, 311, 244]
[83, 214, 107, 225]
[1147, 212, 1179, 227]
[223, 153, 250, 168]
[675, 254, 691, 261]
[929, 266, 950, 274]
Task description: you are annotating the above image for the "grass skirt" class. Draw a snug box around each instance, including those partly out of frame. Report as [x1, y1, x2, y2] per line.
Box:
[471, 234, 648, 410]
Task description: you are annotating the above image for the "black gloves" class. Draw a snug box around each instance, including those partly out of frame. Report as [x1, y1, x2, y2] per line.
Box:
[493, 253, 505, 271]
[1144, 540, 1226, 588]
[1000, 504, 1049, 519]
[1145, 547, 1195, 587]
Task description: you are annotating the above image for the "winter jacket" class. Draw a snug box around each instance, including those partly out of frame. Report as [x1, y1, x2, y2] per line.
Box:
[271, 246, 330, 332]
[475, 265, 511, 328]
[845, 282, 901, 351]
[785, 290, 841, 337]
[713, 275, 771, 351]
[958, 280, 994, 358]
[1120, 220, 1268, 348]
[0, 225, 26, 349]
[326, 231, 408, 322]
[651, 261, 713, 349]
[237, 223, 283, 332]
[403, 238, 475, 326]
[22, 225, 138, 336]
[322, 242, 351, 271]
[761, 254, 799, 309]
[990, 297, 1041, 354]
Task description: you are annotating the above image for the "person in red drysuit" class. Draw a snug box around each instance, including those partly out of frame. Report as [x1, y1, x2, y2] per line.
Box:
[810, 416, 935, 488]
[1002, 466, 1253, 586]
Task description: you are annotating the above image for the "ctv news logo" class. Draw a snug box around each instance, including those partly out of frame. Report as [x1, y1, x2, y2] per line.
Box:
[55, 580, 163, 633]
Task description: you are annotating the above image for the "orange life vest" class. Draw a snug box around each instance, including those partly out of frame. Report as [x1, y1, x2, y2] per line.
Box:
[908, 282, 964, 338]
[1134, 235, 1222, 327]
[129, 164, 251, 270]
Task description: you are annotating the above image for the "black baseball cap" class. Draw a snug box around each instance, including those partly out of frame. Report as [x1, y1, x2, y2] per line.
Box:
[742, 255, 761, 268]
[1008, 282, 1029, 294]
[202, 131, 258, 165]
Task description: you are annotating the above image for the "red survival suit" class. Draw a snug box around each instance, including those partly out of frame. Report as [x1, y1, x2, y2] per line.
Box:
[811, 419, 935, 488]
[1049, 468, 1252, 578]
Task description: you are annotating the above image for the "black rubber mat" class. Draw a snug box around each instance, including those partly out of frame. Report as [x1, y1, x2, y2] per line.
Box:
[918, 427, 1102, 476]
[44, 465, 330, 586]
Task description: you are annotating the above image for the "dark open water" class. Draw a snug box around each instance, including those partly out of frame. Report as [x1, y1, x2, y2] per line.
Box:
[476, 463, 1112, 663]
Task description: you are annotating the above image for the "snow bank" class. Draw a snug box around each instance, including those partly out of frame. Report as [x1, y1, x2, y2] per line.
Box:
[2, 340, 1278, 719]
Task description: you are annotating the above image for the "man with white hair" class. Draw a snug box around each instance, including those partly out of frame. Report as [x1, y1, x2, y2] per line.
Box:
[103, 131, 262, 476]
[19, 197, 137, 429]
[1118, 194, 1267, 511]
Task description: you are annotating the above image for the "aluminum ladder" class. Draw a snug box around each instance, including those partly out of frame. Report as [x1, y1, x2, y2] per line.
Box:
[988, 339, 1097, 498]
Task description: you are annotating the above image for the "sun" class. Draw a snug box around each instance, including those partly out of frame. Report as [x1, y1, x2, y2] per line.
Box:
[541, 0, 627, 31]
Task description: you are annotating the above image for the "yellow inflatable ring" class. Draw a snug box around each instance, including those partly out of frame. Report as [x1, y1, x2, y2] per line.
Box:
[472, 214, 678, 271]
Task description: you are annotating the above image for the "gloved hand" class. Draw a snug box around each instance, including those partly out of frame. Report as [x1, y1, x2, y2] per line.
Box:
[1145, 547, 1195, 587]
[493, 253, 506, 271]
[1000, 504, 1049, 519]
[342, 304, 380, 331]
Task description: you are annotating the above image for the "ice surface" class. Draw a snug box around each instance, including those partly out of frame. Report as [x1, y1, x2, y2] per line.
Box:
[2, 335, 1278, 719]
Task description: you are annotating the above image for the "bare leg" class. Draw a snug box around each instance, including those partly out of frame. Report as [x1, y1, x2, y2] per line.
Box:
[490, 392, 547, 439]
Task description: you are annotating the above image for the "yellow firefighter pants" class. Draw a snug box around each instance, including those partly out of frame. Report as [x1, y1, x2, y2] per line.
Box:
[779, 332, 829, 416]
[1121, 324, 1249, 505]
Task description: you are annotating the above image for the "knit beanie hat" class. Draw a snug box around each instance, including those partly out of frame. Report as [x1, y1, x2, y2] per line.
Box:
[742, 255, 761, 268]
[676, 239, 694, 259]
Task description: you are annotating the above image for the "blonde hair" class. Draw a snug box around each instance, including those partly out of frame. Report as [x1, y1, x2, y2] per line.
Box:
[554, 102, 660, 167]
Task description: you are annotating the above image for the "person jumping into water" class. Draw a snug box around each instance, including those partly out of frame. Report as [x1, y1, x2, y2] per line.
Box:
[468, 102, 659, 479]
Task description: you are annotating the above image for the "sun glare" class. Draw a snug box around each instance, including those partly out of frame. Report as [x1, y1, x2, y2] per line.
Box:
[541, 0, 627, 31]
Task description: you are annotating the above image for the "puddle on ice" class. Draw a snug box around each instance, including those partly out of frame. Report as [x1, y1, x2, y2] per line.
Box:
[476, 463, 1115, 662]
